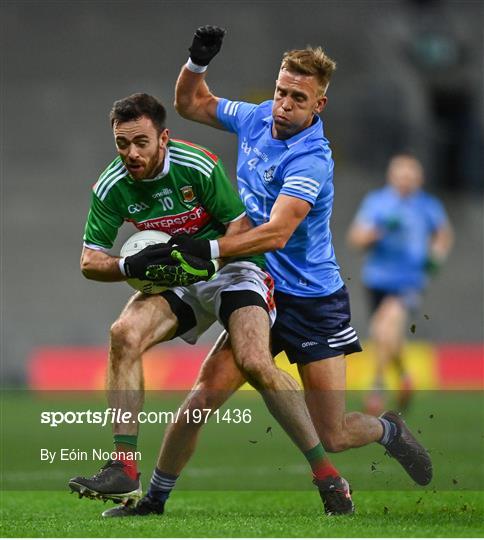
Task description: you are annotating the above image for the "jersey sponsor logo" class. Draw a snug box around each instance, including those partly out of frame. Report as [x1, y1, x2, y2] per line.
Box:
[129, 205, 211, 236]
[301, 341, 318, 348]
[128, 202, 150, 214]
[180, 185, 196, 203]
[152, 188, 173, 198]
[253, 146, 269, 162]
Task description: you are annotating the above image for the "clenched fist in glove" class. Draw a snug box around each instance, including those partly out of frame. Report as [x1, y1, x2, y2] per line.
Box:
[189, 25, 226, 66]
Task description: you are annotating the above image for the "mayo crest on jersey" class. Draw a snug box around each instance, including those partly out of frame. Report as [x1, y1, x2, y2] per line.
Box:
[83, 138, 264, 268]
[217, 99, 343, 297]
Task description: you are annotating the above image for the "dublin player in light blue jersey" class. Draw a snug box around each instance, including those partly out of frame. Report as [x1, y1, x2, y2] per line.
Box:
[348, 154, 453, 414]
[103, 26, 433, 518]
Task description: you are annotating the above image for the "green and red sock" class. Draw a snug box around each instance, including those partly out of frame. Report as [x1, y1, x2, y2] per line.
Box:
[113, 434, 138, 480]
[304, 443, 339, 481]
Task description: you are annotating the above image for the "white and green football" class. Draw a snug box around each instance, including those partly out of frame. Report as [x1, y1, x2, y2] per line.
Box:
[120, 230, 171, 294]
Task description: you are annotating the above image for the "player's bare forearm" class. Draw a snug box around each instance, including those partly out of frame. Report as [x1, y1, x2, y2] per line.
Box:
[174, 66, 223, 129]
[80, 247, 125, 282]
[217, 195, 310, 257]
[218, 222, 285, 256]
[224, 215, 253, 236]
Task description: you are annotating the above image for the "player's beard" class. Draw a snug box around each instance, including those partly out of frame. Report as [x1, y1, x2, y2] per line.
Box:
[143, 147, 164, 179]
[128, 147, 163, 180]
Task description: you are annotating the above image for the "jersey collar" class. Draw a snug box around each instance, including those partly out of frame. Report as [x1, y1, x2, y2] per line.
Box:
[263, 114, 323, 148]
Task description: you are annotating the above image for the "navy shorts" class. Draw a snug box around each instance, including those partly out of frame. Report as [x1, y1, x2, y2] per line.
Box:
[271, 285, 362, 364]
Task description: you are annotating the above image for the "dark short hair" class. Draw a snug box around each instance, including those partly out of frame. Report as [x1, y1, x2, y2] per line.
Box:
[110, 93, 167, 132]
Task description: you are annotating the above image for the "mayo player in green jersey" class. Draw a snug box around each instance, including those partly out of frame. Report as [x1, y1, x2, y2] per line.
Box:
[70, 93, 351, 515]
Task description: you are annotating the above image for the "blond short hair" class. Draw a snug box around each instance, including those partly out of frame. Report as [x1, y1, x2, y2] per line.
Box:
[281, 47, 336, 96]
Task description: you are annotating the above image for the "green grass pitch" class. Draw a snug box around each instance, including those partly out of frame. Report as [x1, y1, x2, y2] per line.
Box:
[1, 390, 483, 536]
[1, 490, 483, 537]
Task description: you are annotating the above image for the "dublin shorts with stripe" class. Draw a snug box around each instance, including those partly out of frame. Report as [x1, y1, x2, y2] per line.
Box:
[271, 285, 362, 364]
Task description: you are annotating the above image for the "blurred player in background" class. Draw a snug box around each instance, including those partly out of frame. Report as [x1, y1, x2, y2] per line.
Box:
[347, 154, 453, 414]
[102, 26, 434, 519]
[70, 92, 352, 516]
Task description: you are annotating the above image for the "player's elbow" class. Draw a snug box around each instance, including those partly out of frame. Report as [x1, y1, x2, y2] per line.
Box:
[80, 254, 98, 280]
[270, 233, 289, 251]
[80, 262, 97, 280]
[174, 98, 187, 117]
[174, 98, 195, 120]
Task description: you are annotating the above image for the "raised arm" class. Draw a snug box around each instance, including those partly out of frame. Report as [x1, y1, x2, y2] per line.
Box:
[175, 66, 222, 128]
[174, 25, 227, 129]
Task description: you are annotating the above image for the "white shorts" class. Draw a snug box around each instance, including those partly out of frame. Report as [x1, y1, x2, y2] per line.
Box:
[165, 261, 276, 344]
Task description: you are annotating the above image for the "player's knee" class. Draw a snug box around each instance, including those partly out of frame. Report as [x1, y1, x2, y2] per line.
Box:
[185, 389, 214, 411]
[238, 356, 275, 389]
[110, 318, 142, 356]
[175, 391, 218, 429]
[320, 427, 349, 453]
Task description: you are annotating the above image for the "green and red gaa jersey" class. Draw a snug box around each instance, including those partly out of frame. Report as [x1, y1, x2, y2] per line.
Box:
[83, 139, 263, 267]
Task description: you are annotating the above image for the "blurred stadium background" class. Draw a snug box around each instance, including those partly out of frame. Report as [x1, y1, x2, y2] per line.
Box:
[2, 0, 482, 390]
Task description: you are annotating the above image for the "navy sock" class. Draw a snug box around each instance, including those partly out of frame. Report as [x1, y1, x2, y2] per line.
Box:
[378, 417, 398, 446]
[147, 468, 178, 503]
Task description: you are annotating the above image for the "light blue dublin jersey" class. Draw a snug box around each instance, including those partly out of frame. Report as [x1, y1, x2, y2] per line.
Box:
[217, 98, 344, 297]
[354, 185, 448, 291]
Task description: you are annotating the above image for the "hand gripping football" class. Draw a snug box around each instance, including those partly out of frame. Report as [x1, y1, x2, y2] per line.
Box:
[120, 230, 172, 294]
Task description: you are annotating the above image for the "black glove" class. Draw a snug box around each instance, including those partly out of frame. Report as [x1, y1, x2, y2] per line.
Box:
[144, 261, 205, 287]
[168, 233, 212, 260]
[189, 25, 226, 66]
[123, 243, 173, 280]
[144, 251, 218, 286]
[171, 250, 219, 282]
